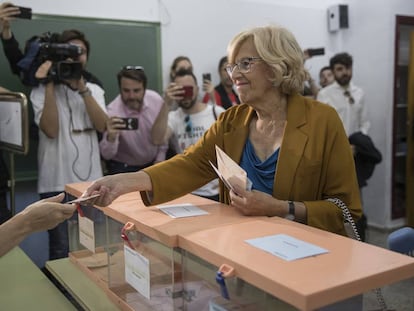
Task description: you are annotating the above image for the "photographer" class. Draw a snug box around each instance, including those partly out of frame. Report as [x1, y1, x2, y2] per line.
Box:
[100, 66, 168, 174]
[30, 29, 107, 261]
[1, 4, 103, 88]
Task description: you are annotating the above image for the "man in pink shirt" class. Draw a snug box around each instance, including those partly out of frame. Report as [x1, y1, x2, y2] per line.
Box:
[100, 66, 167, 174]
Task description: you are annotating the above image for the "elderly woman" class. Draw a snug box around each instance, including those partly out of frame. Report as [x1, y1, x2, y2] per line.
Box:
[86, 25, 361, 236]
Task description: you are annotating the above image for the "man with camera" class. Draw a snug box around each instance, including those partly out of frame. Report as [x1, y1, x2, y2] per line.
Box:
[30, 29, 107, 260]
[152, 68, 225, 202]
[99, 66, 167, 174]
[1, 4, 103, 88]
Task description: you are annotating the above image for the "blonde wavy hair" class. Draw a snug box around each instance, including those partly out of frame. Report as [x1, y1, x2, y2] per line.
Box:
[227, 25, 309, 95]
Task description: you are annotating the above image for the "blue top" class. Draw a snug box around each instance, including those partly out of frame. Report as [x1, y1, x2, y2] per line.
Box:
[240, 139, 279, 195]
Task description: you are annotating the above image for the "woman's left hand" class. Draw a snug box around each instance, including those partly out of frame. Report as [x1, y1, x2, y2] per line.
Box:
[229, 185, 279, 217]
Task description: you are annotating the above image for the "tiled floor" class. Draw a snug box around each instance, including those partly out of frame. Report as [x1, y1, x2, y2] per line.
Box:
[363, 227, 414, 311]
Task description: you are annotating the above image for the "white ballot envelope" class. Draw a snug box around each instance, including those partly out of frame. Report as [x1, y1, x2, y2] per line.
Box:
[210, 145, 252, 191]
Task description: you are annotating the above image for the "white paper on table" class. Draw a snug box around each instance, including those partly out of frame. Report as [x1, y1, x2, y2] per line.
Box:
[157, 203, 209, 218]
[214, 145, 252, 191]
[245, 234, 329, 261]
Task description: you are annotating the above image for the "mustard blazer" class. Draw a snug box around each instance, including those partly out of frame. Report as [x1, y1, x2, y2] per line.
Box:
[143, 94, 362, 235]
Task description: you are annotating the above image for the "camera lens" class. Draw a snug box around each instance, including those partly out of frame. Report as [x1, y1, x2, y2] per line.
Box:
[56, 61, 82, 80]
[58, 63, 72, 79]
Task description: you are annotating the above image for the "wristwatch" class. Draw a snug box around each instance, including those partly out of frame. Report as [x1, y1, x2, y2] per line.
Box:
[79, 87, 92, 98]
[286, 200, 295, 220]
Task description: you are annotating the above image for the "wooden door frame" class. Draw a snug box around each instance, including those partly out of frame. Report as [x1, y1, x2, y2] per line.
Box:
[392, 15, 414, 220]
[407, 31, 414, 226]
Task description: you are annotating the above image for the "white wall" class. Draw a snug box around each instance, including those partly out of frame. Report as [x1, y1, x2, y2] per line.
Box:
[13, 0, 160, 22]
[7, 0, 414, 228]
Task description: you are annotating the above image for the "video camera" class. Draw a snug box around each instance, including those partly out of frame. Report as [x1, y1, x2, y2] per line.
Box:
[17, 32, 83, 86]
[37, 42, 83, 81]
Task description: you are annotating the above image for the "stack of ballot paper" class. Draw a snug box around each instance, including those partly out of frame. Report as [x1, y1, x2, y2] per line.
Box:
[209, 145, 252, 192]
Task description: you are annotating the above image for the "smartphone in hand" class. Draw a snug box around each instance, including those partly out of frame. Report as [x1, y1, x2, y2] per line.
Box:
[182, 86, 194, 100]
[307, 48, 325, 57]
[120, 117, 139, 130]
[202, 73, 212, 82]
[6, 5, 32, 19]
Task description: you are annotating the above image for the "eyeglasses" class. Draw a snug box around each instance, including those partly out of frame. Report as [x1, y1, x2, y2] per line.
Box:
[122, 65, 144, 71]
[184, 115, 192, 133]
[225, 57, 262, 76]
[343, 90, 355, 105]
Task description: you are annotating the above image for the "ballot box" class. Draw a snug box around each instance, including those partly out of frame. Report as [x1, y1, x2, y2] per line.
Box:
[64, 182, 414, 311]
[102, 215, 185, 310]
[65, 182, 256, 310]
[178, 218, 414, 311]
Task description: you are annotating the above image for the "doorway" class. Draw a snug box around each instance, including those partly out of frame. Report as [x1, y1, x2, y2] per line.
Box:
[392, 15, 414, 223]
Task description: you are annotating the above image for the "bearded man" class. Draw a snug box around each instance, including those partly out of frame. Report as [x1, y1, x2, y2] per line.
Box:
[100, 66, 167, 174]
[317, 52, 370, 137]
[151, 68, 225, 201]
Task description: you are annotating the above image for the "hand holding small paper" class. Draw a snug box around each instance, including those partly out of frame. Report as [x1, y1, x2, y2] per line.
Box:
[214, 145, 251, 191]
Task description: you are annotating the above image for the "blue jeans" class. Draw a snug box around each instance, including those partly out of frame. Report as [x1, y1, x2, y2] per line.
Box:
[40, 191, 70, 260]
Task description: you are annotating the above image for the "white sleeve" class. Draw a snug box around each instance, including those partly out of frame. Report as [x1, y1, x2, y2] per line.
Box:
[87, 82, 107, 113]
[358, 93, 370, 135]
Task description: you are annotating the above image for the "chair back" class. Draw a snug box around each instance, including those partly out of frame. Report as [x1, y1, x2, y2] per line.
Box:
[387, 227, 414, 256]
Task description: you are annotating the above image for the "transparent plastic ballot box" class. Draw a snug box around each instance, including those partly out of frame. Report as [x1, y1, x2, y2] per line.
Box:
[66, 196, 183, 310]
[65, 181, 146, 256]
[65, 182, 145, 298]
[99, 193, 262, 311]
[103, 216, 184, 311]
[178, 218, 414, 311]
[67, 198, 117, 290]
[66, 191, 108, 252]
[65, 181, 262, 310]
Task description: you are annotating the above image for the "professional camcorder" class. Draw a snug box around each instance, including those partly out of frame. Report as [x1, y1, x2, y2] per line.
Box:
[37, 42, 83, 81]
[17, 32, 83, 86]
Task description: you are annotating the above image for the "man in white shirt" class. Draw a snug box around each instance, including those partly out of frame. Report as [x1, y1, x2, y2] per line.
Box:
[31, 29, 107, 260]
[317, 52, 370, 136]
[152, 69, 225, 201]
